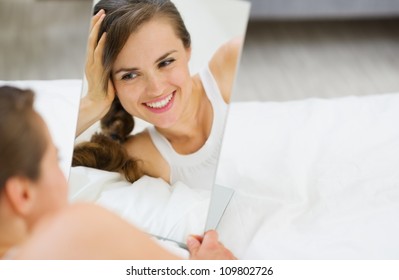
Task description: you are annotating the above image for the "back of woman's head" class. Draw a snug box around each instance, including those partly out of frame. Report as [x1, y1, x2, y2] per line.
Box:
[0, 86, 47, 189]
[94, 0, 191, 90]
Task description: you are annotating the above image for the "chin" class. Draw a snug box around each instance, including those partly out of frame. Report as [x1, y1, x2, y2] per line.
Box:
[153, 116, 179, 129]
[154, 121, 176, 129]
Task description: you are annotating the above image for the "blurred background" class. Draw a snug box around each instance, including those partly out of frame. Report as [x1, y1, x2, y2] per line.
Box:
[1, 0, 399, 101]
[235, 0, 399, 101]
[0, 0, 92, 80]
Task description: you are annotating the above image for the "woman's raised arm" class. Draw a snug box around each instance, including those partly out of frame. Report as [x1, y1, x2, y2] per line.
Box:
[76, 10, 115, 137]
[209, 37, 244, 104]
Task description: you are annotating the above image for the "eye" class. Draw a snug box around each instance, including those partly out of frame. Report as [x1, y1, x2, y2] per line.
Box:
[121, 72, 138, 81]
[159, 58, 175, 68]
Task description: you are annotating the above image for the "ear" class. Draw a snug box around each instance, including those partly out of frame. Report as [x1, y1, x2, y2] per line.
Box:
[4, 176, 36, 217]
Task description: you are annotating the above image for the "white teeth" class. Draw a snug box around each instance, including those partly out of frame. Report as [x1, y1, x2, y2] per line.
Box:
[146, 93, 173, 109]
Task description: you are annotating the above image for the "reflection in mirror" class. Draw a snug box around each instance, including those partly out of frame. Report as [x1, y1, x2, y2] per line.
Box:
[214, 17, 399, 259]
[69, 0, 250, 255]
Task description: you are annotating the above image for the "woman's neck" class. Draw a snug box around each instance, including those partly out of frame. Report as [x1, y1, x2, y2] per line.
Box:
[156, 75, 213, 154]
[0, 212, 28, 259]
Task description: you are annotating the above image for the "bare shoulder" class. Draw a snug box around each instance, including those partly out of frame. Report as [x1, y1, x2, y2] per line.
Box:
[16, 203, 178, 259]
[209, 37, 244, 103]
[124, 130, 158, 163]
[124, 130, 152, 152]
[124, 130, 170, 181]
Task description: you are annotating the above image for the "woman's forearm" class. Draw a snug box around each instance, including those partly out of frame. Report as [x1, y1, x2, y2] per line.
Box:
[75, 96, 108, 137]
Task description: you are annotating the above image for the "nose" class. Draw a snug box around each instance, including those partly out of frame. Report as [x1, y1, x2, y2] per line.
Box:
[145, 72, 164, 97]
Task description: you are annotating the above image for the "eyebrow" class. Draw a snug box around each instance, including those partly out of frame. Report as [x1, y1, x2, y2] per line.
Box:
[113, 50, 178, 75]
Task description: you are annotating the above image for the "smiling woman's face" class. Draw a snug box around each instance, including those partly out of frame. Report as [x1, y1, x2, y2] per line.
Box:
[111, 17, 192, 129]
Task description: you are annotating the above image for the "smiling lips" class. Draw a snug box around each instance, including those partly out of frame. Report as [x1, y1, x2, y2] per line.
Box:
[144, 91, 175, 113]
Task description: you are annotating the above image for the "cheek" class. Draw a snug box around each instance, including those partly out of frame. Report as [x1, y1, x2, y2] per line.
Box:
[45, 167, 68, 206]
[114, 84, 141, 113]
[32, 172, 67, 220]
[169, 64, 191, 89]
[114, 81, 133, 100]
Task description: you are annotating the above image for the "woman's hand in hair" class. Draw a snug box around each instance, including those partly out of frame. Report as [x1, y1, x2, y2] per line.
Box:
[187, 230, 237, 260]
[77, 10, 115, 137]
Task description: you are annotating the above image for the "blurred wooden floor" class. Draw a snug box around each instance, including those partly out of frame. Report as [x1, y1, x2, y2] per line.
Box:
[234, 19, 399, 101]
[0, 0, 92, 80]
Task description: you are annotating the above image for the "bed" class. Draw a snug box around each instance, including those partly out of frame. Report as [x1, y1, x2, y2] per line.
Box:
[2, 79, 398, 259]
[72, 87, 399, 259]
[216, 94, 399, 259]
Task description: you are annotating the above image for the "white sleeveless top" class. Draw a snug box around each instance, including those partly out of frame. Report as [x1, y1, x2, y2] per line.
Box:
[148, 65, 228, 190]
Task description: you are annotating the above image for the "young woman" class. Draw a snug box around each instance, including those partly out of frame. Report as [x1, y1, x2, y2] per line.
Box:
[75, 0, 242, 190]
[0, 85, 235, 259]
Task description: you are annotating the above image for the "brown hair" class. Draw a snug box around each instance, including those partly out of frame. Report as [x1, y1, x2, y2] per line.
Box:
[72, 98, 142, 183]
[72, 133, 142, 183]
[0, 86, 47, 189]
[94, 0, 191, 91]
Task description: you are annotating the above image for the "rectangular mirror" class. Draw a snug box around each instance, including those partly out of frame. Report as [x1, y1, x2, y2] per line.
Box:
[69, 0, 250, 256]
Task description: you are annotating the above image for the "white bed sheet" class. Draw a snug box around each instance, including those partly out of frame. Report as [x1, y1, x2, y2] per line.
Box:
[216, 93, 399, 259]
